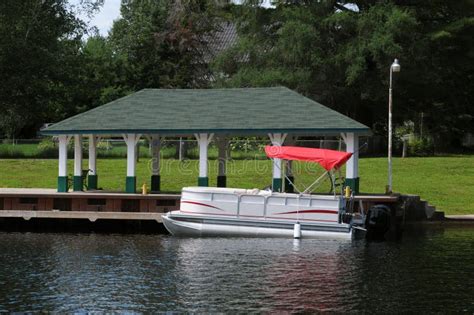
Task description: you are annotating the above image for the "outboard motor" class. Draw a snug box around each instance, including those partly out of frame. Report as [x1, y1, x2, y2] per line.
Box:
[365, 204, 391, 241]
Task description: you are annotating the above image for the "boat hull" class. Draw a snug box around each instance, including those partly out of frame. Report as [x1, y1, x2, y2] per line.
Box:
[162, 212, 352, 239]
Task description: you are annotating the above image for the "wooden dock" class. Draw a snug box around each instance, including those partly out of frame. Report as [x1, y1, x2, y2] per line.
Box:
[0, 188, 401, 229]
[0, 210, 163, 222]
[0, 188, 180, 213]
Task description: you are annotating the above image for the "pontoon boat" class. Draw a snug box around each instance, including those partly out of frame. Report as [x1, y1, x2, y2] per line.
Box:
[162, 145, 369, 239]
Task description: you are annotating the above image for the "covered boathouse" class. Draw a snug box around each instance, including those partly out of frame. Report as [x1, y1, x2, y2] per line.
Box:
[40, 87, 370, 194]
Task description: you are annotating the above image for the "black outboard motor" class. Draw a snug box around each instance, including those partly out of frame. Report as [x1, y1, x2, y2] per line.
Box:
[365, 204, 391, 241]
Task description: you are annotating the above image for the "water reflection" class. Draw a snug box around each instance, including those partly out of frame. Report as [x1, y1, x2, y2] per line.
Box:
[292, 238, 301, 251]
[0, 227, 473, 313]
[264, 240, 349, 312]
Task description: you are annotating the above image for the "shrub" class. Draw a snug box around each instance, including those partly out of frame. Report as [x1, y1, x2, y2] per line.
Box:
[229, 138, 264, 152]
[37, 139, 55, 151]
[97, 140, 113, 151]
[2, 139, 14, 145]
[409, 137, 435, 156]
[0, 145, 26, 158]
[36, 139, 58, 158]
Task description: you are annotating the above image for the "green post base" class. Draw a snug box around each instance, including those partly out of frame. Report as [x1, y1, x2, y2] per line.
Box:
[344, 177, 360, 194]
[272, 178, 282, 192]
[58, 176, 68, 192]
[217, 175, 226, 188]
[73, 176, 83, 191]
[126, 176, 137, 193]
[198, 177, 209, 187]
[88, 174, 98, 190]
[151, 175, 160, 192]
[285, 176, 294, 193]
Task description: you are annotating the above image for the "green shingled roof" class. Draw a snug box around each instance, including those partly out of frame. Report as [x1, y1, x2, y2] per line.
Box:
[41, 87, 370, 135]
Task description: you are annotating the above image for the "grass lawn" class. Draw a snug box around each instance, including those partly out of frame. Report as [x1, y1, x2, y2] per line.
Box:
[0, 156, 472, 215]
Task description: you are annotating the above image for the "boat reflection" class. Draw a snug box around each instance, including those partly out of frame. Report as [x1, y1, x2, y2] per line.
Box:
[173, 237, 357, 312]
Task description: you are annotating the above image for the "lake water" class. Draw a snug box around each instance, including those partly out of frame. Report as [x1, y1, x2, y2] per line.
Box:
[0, 226, 472, 313]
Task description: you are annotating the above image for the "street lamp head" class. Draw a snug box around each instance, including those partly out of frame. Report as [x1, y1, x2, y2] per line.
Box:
[391, 58, 400, 72]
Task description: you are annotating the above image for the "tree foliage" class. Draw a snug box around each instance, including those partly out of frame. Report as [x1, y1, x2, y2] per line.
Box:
[0, 0, 224, 138]
[0, 0, 102, 138]
[108, 0, 224, 90]
[212, 0, 474, 150]
[0, 0, 472, 152]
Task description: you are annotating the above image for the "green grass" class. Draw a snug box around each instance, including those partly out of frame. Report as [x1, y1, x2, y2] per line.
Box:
[0, 156, 473, 215]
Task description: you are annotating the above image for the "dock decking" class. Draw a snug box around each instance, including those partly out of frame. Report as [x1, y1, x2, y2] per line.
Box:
[0, 188, 180, 213]
[0, 188, 400, 226]
[0, 210, 163, 222]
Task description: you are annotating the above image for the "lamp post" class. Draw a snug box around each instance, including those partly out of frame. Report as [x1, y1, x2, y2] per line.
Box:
[387, 58, 400, 194]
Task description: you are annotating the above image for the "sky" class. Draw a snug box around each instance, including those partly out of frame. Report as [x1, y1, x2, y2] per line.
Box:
[75, 0, 121, 36]
[91, 0, 121, 35]
[78, 0, 274, 36]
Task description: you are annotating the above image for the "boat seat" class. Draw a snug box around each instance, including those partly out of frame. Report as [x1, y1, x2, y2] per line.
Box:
[258, 190, 272, 196]
[183, 186, 272, 197]
[239, 189, 272, 196]
[246, 188, 260, 195]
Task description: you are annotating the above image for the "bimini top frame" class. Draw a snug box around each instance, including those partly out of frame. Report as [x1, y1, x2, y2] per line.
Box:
[265, 146, 353, 195]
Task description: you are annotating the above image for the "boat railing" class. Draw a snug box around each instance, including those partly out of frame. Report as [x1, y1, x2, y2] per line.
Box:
[196, 190, 341, 220]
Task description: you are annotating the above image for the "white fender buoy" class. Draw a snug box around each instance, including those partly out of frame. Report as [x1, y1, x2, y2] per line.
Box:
[293, 222, 301, 239]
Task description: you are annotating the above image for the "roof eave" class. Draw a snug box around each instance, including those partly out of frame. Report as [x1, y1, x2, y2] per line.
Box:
[40, 127, 372, 136]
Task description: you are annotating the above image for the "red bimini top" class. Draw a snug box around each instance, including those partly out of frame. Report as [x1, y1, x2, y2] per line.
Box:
[265, 146, 353, 171]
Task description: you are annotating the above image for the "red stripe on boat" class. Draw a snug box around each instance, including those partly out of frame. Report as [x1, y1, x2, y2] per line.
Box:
[181, 200, 224, 211]
[275, 209, 338, 215]
[178, 210, 338, 222]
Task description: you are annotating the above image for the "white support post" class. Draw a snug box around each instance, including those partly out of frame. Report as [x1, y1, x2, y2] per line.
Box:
[286, 160, 293, 177]
[74, 135, 83, 176]
[123, 134, 141, 193]
[195, 133, 214, 186]
[88, 135, 98, 190]
[151, 135, 161, 176]
[73, 135, 83, 191]
[344, 132, 359, 193]
[88, 135, 97, 175]
[57, 135, 71, 192]
[285, 160, 293, 192]
[217, 136, 227, 187]
[284, 135, 296, 193]
[58, 136, 69, 178]
[151, 135, 161, 191]
[340, 132, 347, 144]
[268, 133, 287, 192]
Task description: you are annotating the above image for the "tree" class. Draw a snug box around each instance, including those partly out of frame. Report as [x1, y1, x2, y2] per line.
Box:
[109, 0, 226, 90]
[401, 0, 474, 149]
[212, 1, 474, 151]
[0, 0, 103, 138]
[81, 35, 131, 109]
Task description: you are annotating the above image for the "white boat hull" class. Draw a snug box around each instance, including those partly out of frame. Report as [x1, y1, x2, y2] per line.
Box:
[163, 187, 354, 239]
[163, 213, 352, 239]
